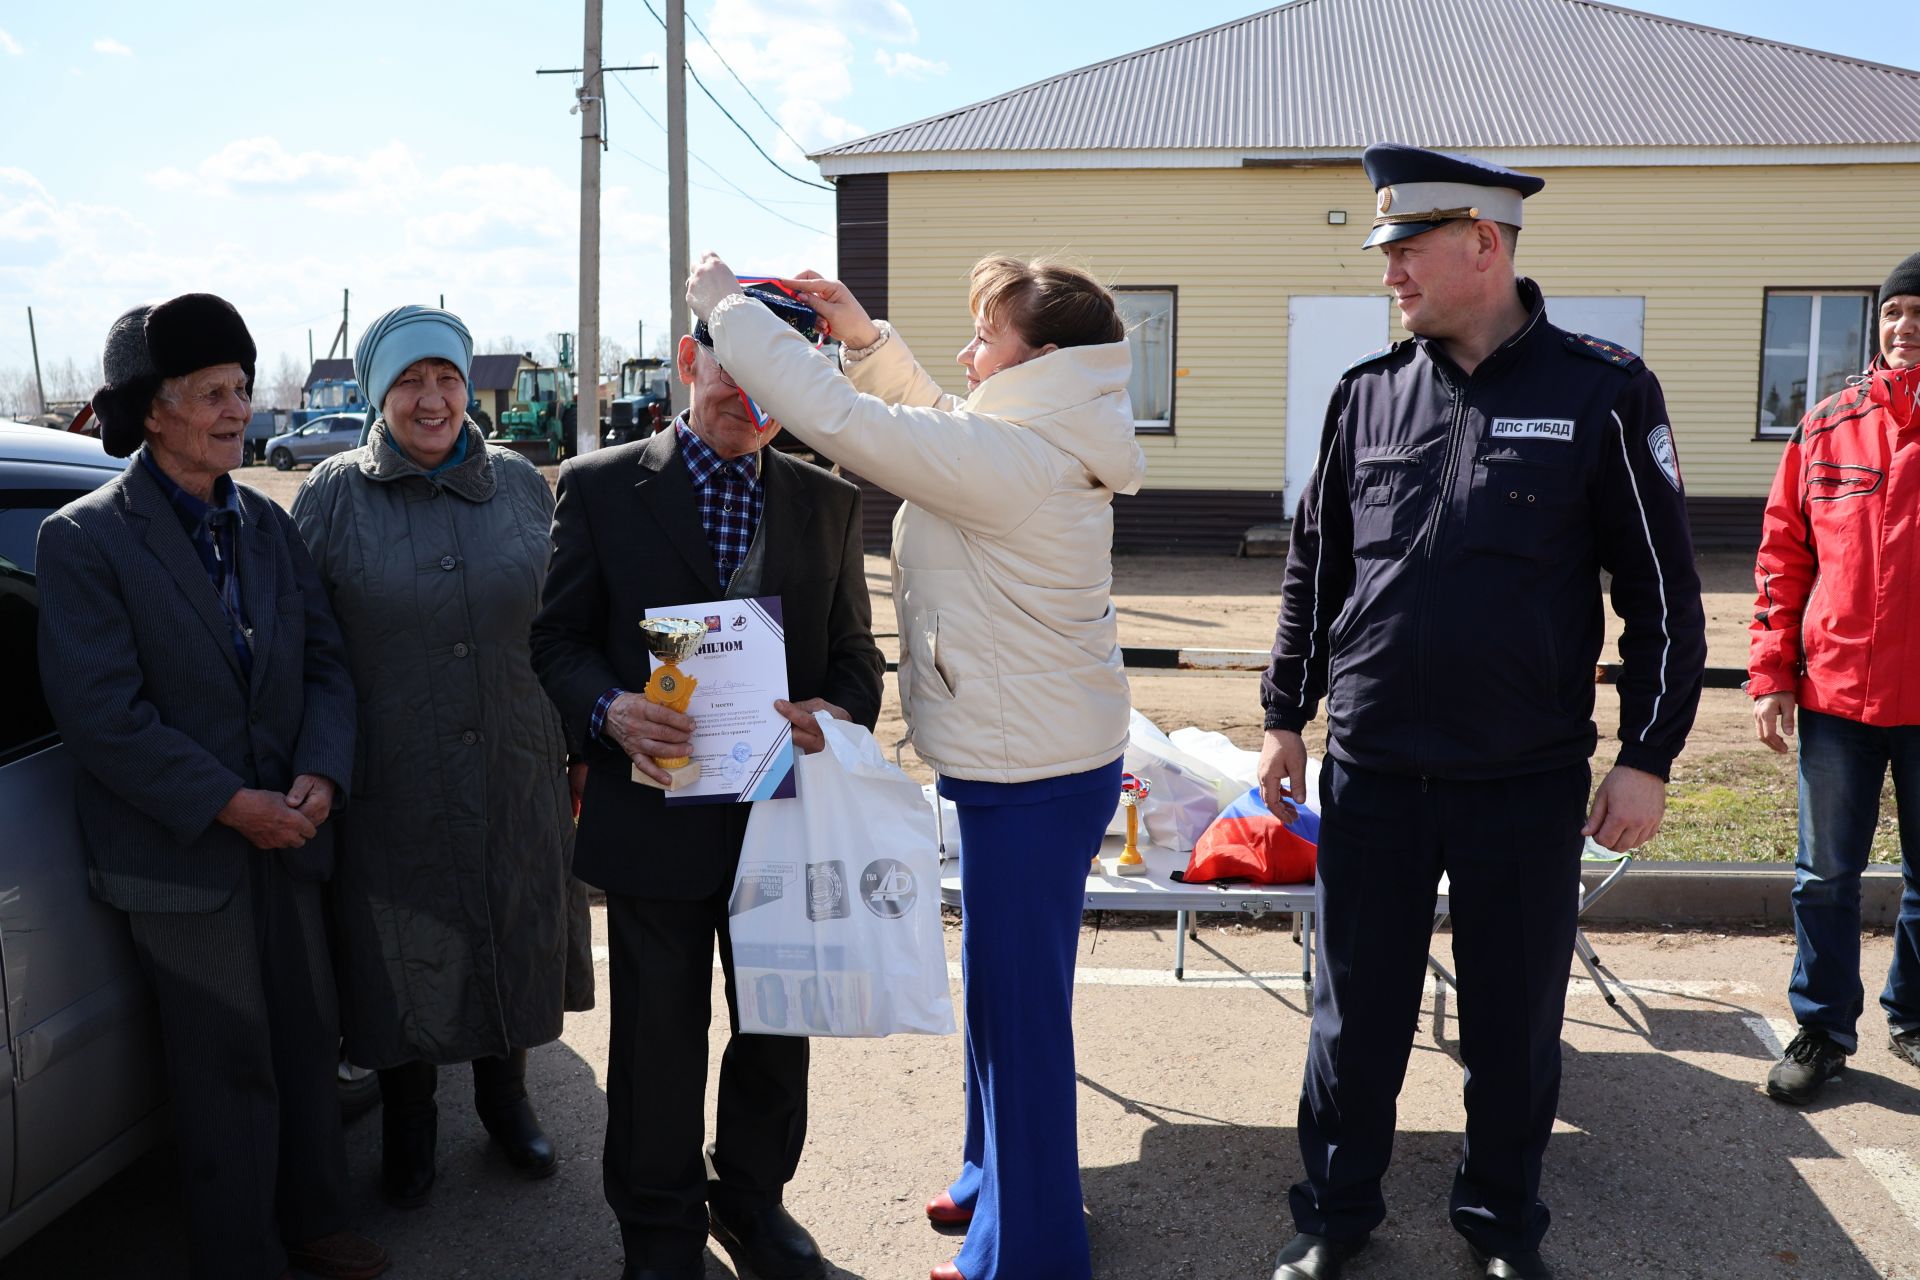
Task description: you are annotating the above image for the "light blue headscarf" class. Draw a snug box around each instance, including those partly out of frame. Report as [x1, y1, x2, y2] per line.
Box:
[354, 304, 473, 419]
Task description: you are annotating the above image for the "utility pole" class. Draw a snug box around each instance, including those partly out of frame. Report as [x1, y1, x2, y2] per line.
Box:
[26, 306, 46, 417]
[667, 0, 689, 419]
[575, 0, 604, 457]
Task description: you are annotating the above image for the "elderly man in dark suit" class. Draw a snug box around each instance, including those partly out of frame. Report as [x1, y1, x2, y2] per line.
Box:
[532, 299, 884, 1280]
[35, 294, 386, 1280]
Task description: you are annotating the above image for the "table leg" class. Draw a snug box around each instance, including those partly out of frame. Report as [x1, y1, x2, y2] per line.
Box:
[1174, 909, 1188, 980]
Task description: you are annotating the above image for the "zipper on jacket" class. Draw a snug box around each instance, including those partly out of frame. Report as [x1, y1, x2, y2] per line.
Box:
[1411, 376, 1471, 777]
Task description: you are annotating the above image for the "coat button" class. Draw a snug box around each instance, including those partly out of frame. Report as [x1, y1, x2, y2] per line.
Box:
[440, 554, 457, 571]
[453, 642, 471, 658]
[462, 730, 479, 745]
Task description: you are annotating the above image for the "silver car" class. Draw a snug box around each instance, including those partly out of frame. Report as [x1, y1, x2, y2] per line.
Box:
[0, 425, 375, 1260]
[265, 413, 364, 471]
[0, 424, 168, 1256]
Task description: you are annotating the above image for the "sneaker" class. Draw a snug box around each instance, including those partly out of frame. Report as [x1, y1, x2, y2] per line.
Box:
[1892, 1027, 1920, 1070]
[1766, 1027, 1848, 1104]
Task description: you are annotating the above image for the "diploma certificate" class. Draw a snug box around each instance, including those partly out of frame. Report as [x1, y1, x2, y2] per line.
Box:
[645, 596, 797, 806]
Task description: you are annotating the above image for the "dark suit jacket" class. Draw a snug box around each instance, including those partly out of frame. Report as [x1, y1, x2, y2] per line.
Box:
[532, 428, 884, 901]
[35, 459, 356, 914]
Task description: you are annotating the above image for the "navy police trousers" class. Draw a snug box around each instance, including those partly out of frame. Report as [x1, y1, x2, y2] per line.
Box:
[1290, 757, 1589, 1256]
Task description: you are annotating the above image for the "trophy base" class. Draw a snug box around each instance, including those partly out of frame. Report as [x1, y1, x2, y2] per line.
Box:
[1088, 857, 1105, 878]
[1115, 857, 1149, 877]
[631, 760, 703, 792]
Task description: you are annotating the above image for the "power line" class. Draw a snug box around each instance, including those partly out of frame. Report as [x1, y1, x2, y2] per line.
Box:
[612, 139, 827, 236]
[681, 9, 810, 158]
[609, 74, 829, 236]
[609, 74, 828, 205]
[638, 0, 834, 192]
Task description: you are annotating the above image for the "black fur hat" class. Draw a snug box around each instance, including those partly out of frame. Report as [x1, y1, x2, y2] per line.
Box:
[90, 293, 257, 458]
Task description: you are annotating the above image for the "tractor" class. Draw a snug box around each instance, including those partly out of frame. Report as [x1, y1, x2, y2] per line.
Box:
[603, 356, 671, 445]
[488, 335, 576, 465]
[294, 377, 366, 427]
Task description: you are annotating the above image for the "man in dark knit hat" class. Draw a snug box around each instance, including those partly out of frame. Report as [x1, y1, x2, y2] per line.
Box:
[1750, 250, 1920, 1105]
[35, 294, 386, 1280]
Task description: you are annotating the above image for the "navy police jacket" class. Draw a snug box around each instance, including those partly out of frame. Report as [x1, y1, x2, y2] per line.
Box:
[1261, 280, 1706, 781]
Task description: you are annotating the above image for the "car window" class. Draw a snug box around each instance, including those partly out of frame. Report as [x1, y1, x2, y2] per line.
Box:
[0, 495, 87, 761]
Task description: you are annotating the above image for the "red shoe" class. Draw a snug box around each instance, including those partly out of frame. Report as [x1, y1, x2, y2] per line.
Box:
[925, 1191, 974, 1226]
[930, 1263, 967, 1280]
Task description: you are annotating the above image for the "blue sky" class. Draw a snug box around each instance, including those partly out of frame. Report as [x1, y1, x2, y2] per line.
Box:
[1, 0, 1914, 405]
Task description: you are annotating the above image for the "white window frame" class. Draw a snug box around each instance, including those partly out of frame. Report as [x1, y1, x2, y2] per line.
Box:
[1113, 286, 1177, 434]
[1757, 289, 1875, 439]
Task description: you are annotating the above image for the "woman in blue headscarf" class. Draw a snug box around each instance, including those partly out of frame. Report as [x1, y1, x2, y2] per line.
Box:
[290, 306, 593, 1210]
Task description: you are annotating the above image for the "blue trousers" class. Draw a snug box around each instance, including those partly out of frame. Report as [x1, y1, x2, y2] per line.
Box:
[1790, 708, 1920, 1050]
[939, 760, 1121, 1280]
[1291, 758, 1588, 1258]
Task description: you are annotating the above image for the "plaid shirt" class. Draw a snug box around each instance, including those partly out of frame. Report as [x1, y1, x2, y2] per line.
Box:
[591, 417, 765, 746]
[674, 416, 763, 588]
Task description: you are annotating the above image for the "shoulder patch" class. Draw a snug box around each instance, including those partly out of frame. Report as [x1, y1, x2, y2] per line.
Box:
[1564, 331, 1642, 369]
[1342, 340, 1407, 376]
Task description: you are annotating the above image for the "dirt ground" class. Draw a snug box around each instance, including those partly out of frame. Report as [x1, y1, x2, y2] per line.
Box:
[242, 462, 1824, 861]
[12, 917, 1919, 1280]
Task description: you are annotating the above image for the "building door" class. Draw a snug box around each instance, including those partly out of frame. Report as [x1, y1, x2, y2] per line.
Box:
[1286, 296, 1389, 515]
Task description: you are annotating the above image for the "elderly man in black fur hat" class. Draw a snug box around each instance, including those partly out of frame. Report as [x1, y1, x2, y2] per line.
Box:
[35, 294, 386, 1280]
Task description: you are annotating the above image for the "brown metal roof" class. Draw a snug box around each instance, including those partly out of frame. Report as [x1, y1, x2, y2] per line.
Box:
[816, 0, 1920, 167]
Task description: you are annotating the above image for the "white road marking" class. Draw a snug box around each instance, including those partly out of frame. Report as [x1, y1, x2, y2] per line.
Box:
[594, 945, 1756, 1000]
[1857, 1147, 1920, 1232]
[1742, 1016, 1797, 1058]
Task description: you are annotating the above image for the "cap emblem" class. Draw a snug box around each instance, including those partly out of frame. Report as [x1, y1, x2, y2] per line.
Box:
[1377, 187, 1394, 215]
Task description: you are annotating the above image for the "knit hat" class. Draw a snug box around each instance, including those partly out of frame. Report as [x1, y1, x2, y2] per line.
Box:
[90, 292, 257, 458]
[354, 305, 473, 417]
[1882, 251, 1920, 308]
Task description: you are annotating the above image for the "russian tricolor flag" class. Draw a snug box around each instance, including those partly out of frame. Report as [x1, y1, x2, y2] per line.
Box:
[1177, 786, 1319, 886]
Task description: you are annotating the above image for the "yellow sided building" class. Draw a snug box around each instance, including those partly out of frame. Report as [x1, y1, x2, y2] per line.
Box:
[813, 0, 1920, 551]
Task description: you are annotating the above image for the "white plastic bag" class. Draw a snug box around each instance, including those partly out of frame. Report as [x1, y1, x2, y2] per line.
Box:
[1107, 710, 1248, 852]
[729, 713, 956, 1038]
[1170, 726, 1323, 808]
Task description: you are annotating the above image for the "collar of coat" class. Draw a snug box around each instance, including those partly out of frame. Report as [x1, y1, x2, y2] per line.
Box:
[962, 338, 1132, 424]
[358, 419, 497, 501]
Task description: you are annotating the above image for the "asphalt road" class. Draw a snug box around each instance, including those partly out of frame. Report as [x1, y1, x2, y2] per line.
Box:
[4, 913, 1916, 1280]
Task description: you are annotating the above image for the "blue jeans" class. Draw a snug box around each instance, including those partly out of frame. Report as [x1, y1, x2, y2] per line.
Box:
[1790, 708, 1920, 1050]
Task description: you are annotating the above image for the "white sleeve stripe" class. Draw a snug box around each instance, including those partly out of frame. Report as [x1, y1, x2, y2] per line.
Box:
[1611, 409, 1672, 740]
[1299, 429, 1336, 705]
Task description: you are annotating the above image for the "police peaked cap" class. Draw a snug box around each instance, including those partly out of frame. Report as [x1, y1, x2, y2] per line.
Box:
[1360, 143, 1547, 249]
[91, 292, 258, 458]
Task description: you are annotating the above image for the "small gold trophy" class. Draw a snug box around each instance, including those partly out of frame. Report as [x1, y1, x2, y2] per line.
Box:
[1114, 772, 1151, 876]
[632, 617, 709, 791]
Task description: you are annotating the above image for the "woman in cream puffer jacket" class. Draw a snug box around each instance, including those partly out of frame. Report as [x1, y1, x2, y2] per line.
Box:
[690, 253, 1146, 1280]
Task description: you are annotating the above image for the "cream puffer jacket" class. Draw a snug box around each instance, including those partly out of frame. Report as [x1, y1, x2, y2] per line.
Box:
[710, 295, 1147, 784]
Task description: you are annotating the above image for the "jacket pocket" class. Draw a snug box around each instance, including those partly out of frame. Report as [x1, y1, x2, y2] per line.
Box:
[910, 611, 957, 700]
[1350, 452, 1424, 558]
[1465, 455, 1573, 561]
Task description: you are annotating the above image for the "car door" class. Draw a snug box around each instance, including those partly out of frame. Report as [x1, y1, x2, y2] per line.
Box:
[0, 484, 167, 1226]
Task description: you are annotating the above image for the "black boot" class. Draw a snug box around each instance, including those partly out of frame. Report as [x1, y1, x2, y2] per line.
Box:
[474, 1049, 556, 1179]
[378, 1061, 438, 1209]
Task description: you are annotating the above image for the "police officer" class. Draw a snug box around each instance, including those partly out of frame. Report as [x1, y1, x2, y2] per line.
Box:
[1259, 144, 1706, 1280]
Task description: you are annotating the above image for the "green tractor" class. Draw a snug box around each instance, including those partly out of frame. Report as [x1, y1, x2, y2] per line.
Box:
[489, 334, 576, 465]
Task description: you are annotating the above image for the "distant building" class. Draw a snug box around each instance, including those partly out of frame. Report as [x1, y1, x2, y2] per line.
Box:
[814, 0, 1920, 550]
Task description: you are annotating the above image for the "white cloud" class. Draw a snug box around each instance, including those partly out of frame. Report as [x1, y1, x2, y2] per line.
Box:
[875, 50, 947, 79]
[0, 28, 23, 56]
[92, 38, 133, 56]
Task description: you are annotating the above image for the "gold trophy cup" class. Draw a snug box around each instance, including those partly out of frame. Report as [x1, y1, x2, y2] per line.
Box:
[1114, 772, 1152, 876]
[631, 617, 709, 791]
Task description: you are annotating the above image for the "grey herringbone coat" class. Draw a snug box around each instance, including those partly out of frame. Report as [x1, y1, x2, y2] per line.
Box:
[36, 457, 357, 913]
[293, 424, 592, 1068]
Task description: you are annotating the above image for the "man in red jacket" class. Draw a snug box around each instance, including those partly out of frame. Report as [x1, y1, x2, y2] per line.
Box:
[1749, 249, 1920, 1103]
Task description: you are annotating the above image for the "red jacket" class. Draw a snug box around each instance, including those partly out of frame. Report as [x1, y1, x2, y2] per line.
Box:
[1750, 360, 1920, 724]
